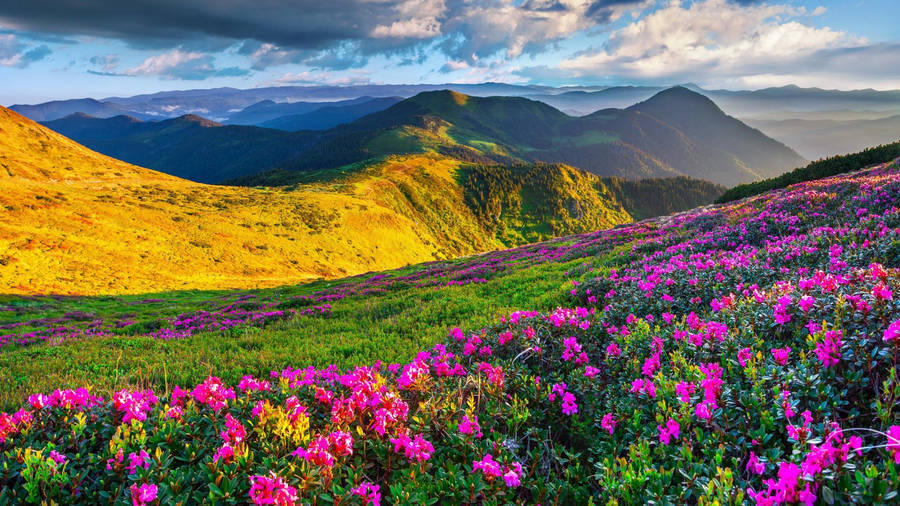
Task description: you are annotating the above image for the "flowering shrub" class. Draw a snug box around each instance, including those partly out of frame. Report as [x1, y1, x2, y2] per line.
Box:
[1, 161, 900, 503]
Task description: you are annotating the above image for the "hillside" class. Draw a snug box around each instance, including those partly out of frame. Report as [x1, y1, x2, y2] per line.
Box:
[41, 113, 319, 183]
[0, 148, 897, 503]
[281, 88, 805, 186]
[259, 96, 403, 131]
[0, 106, 720, 295]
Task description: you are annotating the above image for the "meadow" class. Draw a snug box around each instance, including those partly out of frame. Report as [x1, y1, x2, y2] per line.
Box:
[1, 156, 899, 503]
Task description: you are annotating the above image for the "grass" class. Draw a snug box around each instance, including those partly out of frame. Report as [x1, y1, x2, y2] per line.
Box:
[0, 249, 607, 409]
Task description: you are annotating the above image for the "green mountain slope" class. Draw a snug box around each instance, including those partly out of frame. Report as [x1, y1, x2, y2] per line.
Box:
[282, 88, 805, 186]
[41, 113, 319, 183]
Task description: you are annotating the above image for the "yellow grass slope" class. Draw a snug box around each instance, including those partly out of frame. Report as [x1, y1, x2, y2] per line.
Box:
[0, 107, 495, 295]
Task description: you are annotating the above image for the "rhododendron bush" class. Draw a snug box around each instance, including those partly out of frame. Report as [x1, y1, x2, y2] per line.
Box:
[2, 161, 900, 503]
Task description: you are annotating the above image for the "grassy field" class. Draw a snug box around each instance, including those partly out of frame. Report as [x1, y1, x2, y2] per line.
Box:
[0, 228, 630, 409]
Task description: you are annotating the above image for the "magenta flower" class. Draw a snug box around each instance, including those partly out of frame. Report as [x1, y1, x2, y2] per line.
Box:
[888, 426, 900, 464]
[658, 418, 680, 445]
[601, 413, 617, 434]
[351, 482, 381, 506]
[127, 449, 151, 475]
[473, 453, 503, 478]
[458, 414, 483, 438]
[771, 347, 791, 366]
[746, 452, 765, 475]
[503, 462, 523, 488]
[814, 330, 842, 367]
[561, 392, 578, 416]
[130, 483, 158, 506]
[737, 347, 752, 367]
[248, 473, 297, 506]
[884, 319, 900, 342]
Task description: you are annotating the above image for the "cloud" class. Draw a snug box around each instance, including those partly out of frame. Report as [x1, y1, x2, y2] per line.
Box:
[0, 0, 647, 66]
[264, 69, 373, 86]
[89, 53, 119, 72]
[98, 48, 252, 80]
[551, 0, 862, 85]
[0, 33, 50, 67]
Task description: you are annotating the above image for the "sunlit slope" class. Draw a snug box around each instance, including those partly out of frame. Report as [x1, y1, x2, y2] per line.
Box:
[0, 107, 722, 295]
[0, 108, 470, 294]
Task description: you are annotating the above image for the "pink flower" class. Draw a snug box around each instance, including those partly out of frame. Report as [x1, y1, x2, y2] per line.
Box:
[503, 462, 523, 488]
[874, 282, 893, 302]
[130, 483, 158, 506]
[351, 482, 381, 506]
[737, 347, 752, 367]
[127, 449, 151, 475]
[601, 413, 617, 434]
[473, 453, 503, 478]
[658, 418, 680, 445]
[248, 473, 297, 506]
[390, 433, 434, 462]
[746, 452, 765, 475]
[814, 330, 842, 367]
[771, 347, 791, 366]
[191, 376, 235, 413]
[458, 414, 483, 438]
[561, 392, 578, 416]
[606, 342, 621, 358]
[888, 426, 900, 464]
[884, 319, 900, 342]
[798, 295, 815, 312]
[584, 365, 600, 378]
[675, 381, 695, 403]
[213, 443, 235, 464]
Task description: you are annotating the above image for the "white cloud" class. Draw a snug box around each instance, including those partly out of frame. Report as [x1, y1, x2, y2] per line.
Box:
[0, 33, 51, 67]
[125, 49, 206, 76]
[265, 69, 373, 86]
[120, 48, 250, 80]
[557, 0, 861, 83]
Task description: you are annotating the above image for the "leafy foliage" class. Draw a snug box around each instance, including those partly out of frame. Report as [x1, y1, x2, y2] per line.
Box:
[718, 140, 900, 203]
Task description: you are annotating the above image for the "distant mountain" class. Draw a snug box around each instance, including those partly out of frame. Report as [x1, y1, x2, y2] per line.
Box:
[260, 97, 403, 131]
[42, 113, 318, 183]
[746, 114, 900, 160]
[8, 98, 153, 122]
[11, 83, 900, 125]
[225, 96, 392, 126]
[702, 85, 900, 118]
[525, 86, 664, 115]
[277, 87, 805, 186]
[0, 105, 721, 295]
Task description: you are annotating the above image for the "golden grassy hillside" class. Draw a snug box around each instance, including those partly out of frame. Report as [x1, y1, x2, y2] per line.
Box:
[1, 106, 693, 295]
[0, 107, 494, 294]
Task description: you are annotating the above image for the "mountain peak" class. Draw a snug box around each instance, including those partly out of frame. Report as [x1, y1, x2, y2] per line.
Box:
[628, 86, 723, 116]
[171, 114, 222, 127]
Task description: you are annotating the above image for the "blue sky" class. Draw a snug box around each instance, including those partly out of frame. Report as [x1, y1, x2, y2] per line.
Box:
[1, 0, 898, 104]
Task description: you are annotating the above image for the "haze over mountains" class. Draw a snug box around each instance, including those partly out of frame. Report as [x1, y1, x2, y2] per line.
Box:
[39, 87, 804, 187]
[0, 105, 723, 294]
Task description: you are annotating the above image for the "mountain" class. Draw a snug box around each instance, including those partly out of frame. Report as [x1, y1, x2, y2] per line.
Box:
[0, 106, 722, 295]
[224, 96, 391, 126]
[41, 113, 319, 183]
[626, 86, 805, 182]
[746, 114, 900, 160]
[12, 83, 900, 126]
[525, 86, 664, 115]
[277, 88, 805, 186]
[8, 98, 152, 122]
[260, 97, 403, 131]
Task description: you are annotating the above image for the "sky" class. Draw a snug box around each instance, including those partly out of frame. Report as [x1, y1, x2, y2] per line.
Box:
[0, 0, 898, 104]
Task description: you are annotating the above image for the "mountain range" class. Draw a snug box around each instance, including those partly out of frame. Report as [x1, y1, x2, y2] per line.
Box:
[41, 87, 805, 187]
[10, 83, 900, 122]
[0, 105, 723, 295]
